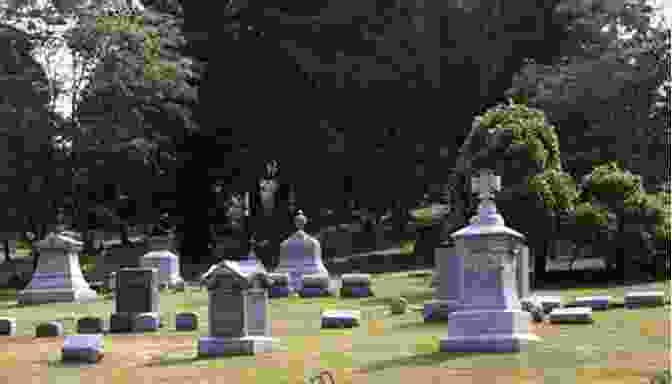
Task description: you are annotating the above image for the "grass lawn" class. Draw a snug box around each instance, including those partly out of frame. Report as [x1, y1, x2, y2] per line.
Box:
[0, 273, 668, 383]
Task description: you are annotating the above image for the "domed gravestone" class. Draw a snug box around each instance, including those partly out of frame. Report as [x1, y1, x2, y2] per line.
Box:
[175, 312, 198, 331]
[18, 233, 98, 305]
[140, 233, 184, 290]
[275, 211, 330, 292]
[436, 169, 541, 353]
[198, 260, 276, 357]
[36, 321, 64, 338]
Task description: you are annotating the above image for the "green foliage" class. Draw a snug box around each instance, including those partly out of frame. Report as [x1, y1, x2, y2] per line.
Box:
[582, 162, 646, 210]
[528, 169, 579, 212]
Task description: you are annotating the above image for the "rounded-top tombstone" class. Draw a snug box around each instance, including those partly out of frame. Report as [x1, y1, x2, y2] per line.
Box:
[274, 211, 329, 291]
[140, 232, 184, 289]
[18, 232, 98, 305]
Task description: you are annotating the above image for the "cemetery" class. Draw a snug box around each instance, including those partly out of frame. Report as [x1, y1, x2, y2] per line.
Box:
[0, 1, 669, 381]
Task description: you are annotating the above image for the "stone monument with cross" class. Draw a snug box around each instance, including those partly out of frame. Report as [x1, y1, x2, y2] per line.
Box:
[434, 169, 540, 352]
[274, 210, 329, 292]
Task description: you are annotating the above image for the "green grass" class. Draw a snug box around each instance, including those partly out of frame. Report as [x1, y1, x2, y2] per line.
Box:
[0, 271, 669, 383]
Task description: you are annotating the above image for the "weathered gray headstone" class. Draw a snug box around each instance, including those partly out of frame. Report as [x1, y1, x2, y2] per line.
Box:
[340, 273, 373, 298]
[321, 310, 361, 328]
[140, 234, 184, 290]
[36, 321, 64, 337]
[549, 307, 593, 323]
[625, 291, 665, 308]
[567, 296, 611, 311]
[77, 316, 106, 334]
[62, 334, 104, 363]
[0, 318, 16, 336]
[18, 233, 98, 305]
[198, 260, 276, 357]
[438, 169, 541, 353]
[132, 312, 160, 332]
[275, 211, 330, 291]
[115, 268, 159, 315]
[175, 312, 198, 331]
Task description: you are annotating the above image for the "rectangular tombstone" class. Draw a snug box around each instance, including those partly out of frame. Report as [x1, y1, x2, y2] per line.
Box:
[115, 268, 159, 315]
[209, 285, 246, 338]
[625, 291, 665, 308]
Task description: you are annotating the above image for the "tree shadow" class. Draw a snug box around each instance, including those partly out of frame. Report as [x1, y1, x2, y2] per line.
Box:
[357, 351, 477, 374]
[392, 320, 446, 332]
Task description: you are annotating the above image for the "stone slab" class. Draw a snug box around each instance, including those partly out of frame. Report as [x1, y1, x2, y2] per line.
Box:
[439, 333, 541, 353]
[0, 318, 16, 336]
[175, 312, 198, 331]
[62, 334, 104, 363]
[132, 312, 160, 332]
[340, 286, 373, 298]
[549, 307, 593, 323]
[36, 321, 64, 337]
[423, 300, 460, 321]
[567, 296, 611, 311]
[269, 286, 291, 298]
[625, 291, 666, 308]
[77, 317, 107, 334]
[197, 336, 276, 357]
[301, 274, 331, 289]
[533, 296, 563, 314]
[299, 287, 332, 298]
[340, 273, 372, 286]
[109, 313, 132, 333]
[321, 310, 361, 328]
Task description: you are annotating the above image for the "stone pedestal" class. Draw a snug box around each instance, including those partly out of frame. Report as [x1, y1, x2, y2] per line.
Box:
[439, 169, 540, 353]
[18, 233, 98, 305]
[140, 235, 183, 289]
[274, 211, 330, 291]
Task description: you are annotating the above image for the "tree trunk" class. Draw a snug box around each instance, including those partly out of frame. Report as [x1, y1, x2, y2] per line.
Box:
[120, 223, 130, 245]
[533, 237, 547, 286]
[3, 239, 11, 263]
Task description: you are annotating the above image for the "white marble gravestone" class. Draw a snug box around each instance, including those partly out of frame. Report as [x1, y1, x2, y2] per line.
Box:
[439, 169, 541, 353]
[140, 234, 183, 289]
[275, 211, 330, 291]
[198, 260, 276, 357]
[17, 233, 98, 305]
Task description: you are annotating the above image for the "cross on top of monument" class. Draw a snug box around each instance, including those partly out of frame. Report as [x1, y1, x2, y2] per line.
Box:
[471, 169, 501, 201]
[294, 210, 307, 231]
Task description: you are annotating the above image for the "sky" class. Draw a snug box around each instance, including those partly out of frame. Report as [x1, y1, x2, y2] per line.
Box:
[5, 0, 672, 118]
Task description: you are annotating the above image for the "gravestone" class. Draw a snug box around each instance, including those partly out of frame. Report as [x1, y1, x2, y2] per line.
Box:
[17, 233, 98, 305]
[77, 316, 106, 334]
[62, 334, 104, 363]
[321, 310, 361, 329]
[36, 321, 64, 337]
[549, 307, 593, 323]
[198, 260, 276, 357]
[114, 268, 160, 332]
[140, 234, 184, 289]
[275, 211, 330, 291]
[175, 312, 198, 331]
[625, 291, 665, 308]
[531, 296, 563, 314]
[268, 273, 291, 298]
[299, 274, 334, 297]
[133, 313, 160, 332]
[340, 273, 373, 298]
[567, 296, 611, 311]
[0, 318, 16, 336]
[439, 169, 541, 353]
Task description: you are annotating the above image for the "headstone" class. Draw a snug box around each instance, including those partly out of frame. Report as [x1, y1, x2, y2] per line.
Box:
[625, 291, 665, 308]
[106, 272, 116, 291]
[299, 274, 334, 298]
[390, 297, 408, 315]
[321, 310, 361, 329]
[175, 312, 198, 331]
[268, 273, 291, 298]
[198, 260, 276, 357]
[340, 273, 373, 298]
[132, 312, 160, 332]
[62, 334, 104, 363]
[36, 321, 64, 337]
[17, 233, 98, 305]
[140, 234, 184, 290]
[424, 241, 460, 320]
[275, 211, 330, 291]
[567, 296, 611, 311]
[549, 307, 593, 324]
[109, 313, 132, 333]
[0, 318, 16, 336]
[77, 316, 106, 334]
[534, 296, 563, 314]
[438, 169, 541, 353]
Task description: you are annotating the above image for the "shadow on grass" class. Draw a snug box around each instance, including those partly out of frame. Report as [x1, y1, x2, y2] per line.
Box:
[392, 320, 446, 331]
[360, 291, 433, 308]
[357, 351, 476, 374]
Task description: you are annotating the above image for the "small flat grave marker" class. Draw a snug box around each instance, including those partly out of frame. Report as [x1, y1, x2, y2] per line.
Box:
[549, 307, 593, 324]
[568, 296, 611, 311]
[321, 310, 361, 329]
[0, 318, 16, 336]
[299, 274, 333, 297]
[62, 334, 104, 363]
[268, 273, 291, 298]
[534, 296, 563, 314]
[36, 321, 63, 337]
[340, 273, 373, 298]
[625, 291, 665, 309]
[133, 312, 160, 332]
[77, 316, 106, 334]
[175, 312, 198, 331]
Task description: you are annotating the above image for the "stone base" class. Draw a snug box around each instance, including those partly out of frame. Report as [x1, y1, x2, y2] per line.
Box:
[440, 333, 540, 353]
[17, 287, 98, 306]
[423, 300, 460, 321]
[197, 336, 276, 357]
